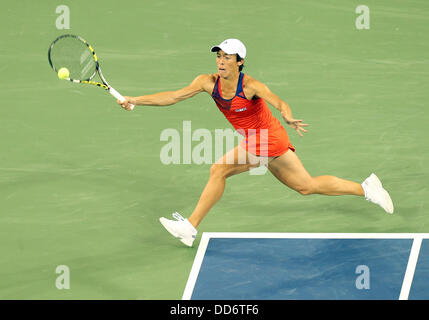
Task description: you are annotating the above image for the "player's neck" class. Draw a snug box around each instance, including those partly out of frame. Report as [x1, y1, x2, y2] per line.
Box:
[219, 71, 240, 87]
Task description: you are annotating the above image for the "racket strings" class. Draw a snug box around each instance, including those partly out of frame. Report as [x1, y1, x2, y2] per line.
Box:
[49, 36, 97, 81]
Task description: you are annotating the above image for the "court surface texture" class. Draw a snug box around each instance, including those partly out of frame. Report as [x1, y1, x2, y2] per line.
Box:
[0, 0, 428, 299]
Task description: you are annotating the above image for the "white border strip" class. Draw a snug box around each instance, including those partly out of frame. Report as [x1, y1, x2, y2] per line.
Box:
[182, 233, 211, 300]
[399, 236, 423, 300]
[203, 232, 429, 239]
[183, 233, 429, 300]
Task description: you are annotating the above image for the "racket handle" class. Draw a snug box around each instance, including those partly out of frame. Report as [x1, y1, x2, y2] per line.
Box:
[109, 87, 135, 110]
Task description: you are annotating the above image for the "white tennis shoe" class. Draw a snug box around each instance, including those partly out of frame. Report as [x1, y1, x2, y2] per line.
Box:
[159, 212, 197, 247]
[361, 173, 394, 214]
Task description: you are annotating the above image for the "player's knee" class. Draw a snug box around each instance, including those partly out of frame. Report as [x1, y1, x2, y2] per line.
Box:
[210, 163, 242, 180]
[210, 164, 229, 179]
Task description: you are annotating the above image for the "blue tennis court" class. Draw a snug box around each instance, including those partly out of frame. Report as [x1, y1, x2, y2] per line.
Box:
[183, 233, 429, 300]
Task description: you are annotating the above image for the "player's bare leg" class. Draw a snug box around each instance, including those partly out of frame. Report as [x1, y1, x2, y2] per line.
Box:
[267, 150, 393, 213]
[188, 145, 260, 228]
[160, 145, 261, 247]
[267, 150, 364, 196]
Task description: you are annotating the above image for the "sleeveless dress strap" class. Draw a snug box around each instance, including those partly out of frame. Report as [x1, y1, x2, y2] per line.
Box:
[211, 75, 222, 99]
[236, 72, 247, 99]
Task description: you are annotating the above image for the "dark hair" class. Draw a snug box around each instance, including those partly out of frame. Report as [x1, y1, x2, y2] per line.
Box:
[237, 54, 244, 72]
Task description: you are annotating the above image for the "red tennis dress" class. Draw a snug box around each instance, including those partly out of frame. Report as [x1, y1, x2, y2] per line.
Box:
[211, 72, 295, 157]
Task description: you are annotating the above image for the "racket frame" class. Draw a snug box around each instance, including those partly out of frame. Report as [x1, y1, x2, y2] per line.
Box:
[48, 34, 134, 110]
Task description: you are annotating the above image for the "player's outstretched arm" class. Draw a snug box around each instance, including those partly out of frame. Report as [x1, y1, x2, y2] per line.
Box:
[118, 74, 211, 110]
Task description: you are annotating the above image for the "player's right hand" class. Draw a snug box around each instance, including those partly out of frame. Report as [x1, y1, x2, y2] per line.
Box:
[118, 96, 134, 111]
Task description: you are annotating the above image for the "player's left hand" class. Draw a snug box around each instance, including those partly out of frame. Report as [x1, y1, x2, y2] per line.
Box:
[281, 112, 309, 137]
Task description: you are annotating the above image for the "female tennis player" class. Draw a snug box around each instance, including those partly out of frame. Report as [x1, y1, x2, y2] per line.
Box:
[118, 39, 394, 247]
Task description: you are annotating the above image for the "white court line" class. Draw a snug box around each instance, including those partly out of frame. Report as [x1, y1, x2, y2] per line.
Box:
[399, 236, 423, 300]
[182, 233, 211, 300]
[183, 232, 429, 300]
[203, 232, 429, 239]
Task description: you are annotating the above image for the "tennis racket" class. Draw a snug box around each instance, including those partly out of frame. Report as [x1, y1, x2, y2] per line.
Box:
[48, 34, 134, 110]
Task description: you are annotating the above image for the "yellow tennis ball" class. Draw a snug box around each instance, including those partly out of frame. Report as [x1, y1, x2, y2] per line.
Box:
[58, 67, 70, 79]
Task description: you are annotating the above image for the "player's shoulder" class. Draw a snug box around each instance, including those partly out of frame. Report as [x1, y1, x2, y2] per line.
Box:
[190, 73, 216, 86]
[242, 74, 272, 99]
[242, 74, 264, 90]
[193, 73, 217, 82]
[190, 73, 217, 93]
